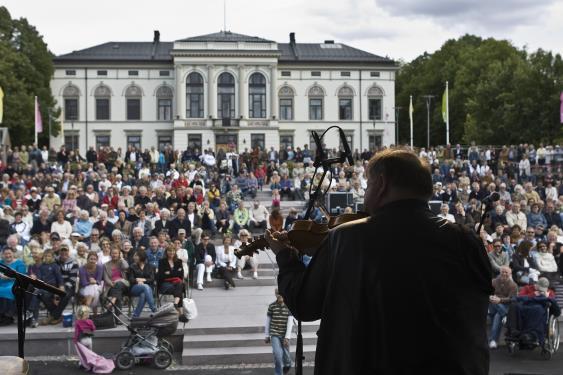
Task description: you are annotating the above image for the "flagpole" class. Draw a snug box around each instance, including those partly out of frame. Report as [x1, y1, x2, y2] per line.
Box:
[34, 96, 38, 146]
[409, 95, 413, 149]
[446, 81, 450, 145]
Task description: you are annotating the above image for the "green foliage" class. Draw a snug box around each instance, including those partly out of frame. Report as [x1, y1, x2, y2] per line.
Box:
[396, 34, 563, 146]
[0, 6, 59, 147]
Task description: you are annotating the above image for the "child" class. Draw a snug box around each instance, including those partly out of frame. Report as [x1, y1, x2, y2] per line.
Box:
[272, 189, 281, 208]
[74, 304, 115, 373]
[74, 304, 95, 350]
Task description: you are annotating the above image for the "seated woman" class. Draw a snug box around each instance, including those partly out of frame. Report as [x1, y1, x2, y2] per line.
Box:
[103, 247, 129, 312]
[536, 241, 559, 283]
[158, 245, 188, 322]
[216, 236, 237, 290]
[234, 230, 258, 280]
[0, 248, 27, 326]
[78, 251, 104, 315]
[510, 241, 540, 285]
[128, 249, 157, 318]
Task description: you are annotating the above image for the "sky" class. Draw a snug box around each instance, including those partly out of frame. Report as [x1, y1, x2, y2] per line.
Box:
[2, 0, 562, 62]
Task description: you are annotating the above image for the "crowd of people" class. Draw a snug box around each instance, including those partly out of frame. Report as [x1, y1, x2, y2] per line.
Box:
[0, 141, 561, 333]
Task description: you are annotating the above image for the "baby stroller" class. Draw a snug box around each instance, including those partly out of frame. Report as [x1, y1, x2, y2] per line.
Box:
[110, 302, 179, 370]
[505, 296, 561, 359]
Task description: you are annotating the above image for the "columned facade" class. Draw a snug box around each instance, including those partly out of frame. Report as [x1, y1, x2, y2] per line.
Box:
[51, 31, 397, 154]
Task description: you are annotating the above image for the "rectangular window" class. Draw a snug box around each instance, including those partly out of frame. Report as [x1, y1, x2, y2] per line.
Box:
[370, 71, 380, 77]
[95, 98, 110, 120]
[64, 134, 79, 151]
[158, 135, 172, 151]
[64, 99, 79, 120]
[251, 134, 265, 150]
[128, 70, 139, 76]
[187, 92, 204, 118]
[65, 70, 76, 76]
[127, 98, 141, 120]
[339, 98, 353, 120]
[309, 98, 323, 120]
[281, 71, 291, 77]
[127, 135, 142, 149]
[188, 134, 202, 153]
[279, 135, 294, 150]
[249, 92, 266, 118]
[311, 71, 321, 77]
[279, 98, 293, 120]
[340, 71, 351, 77]
[96, 135, 110, 149]
[97, 70, 107, 76]
[309, 133, 317, 153]
[158, 99, 172, 121]
[215, 134, 238, 152]
[368, 98, 382, 120]
[369, 134, 382, 150]
[159, 70, 170, 77]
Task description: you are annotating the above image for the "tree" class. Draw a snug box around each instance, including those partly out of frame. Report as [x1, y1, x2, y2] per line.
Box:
[0, 6, 59, 147]
[396, 34, 563, 146]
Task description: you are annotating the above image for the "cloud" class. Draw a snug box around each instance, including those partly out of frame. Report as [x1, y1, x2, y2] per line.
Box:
[376, 0, 555, 29]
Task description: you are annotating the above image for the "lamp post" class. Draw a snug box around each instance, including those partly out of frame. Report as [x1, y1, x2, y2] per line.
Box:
[421, 95, 435, 150]
[393, 106, 402, 146]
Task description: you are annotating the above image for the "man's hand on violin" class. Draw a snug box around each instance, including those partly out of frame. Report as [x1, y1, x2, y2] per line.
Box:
[265, 229, 290, 255]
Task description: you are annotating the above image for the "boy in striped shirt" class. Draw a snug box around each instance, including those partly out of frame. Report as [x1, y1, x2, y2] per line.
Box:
[265, 289, 293, 375]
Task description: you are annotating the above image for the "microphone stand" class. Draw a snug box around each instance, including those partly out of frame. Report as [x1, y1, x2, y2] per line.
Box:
[476, 201, 493, 234]
[0, 263, 66, 359]
[296, 130, 350, 375]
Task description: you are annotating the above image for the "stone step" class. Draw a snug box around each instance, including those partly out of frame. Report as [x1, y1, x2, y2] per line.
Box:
[183, 331, 317, 348]
[184, 323, 320, 336]
[196, 276, 276, 289]
[182, 344, 317, 366]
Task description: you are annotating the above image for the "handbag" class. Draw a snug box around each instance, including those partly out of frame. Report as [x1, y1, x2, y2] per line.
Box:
[164, 277, 183, 284]
[91, 311, 116, 330]
[182, 297, 198, 320]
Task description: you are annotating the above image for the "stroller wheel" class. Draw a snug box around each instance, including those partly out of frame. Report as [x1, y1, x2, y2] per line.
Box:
[541, 348, 553, 360]
[153, 349, 173, 369]
[115, 350, 135, 370]
[160, 339, 174, 354]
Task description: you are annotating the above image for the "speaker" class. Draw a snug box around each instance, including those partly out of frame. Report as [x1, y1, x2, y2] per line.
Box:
[326, 192, 354, 214]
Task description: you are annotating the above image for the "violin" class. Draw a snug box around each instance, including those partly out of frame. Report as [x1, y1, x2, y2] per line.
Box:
[234, 212, 368, 258]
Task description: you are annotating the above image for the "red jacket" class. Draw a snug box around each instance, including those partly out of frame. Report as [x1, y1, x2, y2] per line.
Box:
[518, 285, 556, 298]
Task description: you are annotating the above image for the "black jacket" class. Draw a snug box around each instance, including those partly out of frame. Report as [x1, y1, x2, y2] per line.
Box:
[128, 263, 155, 287]
[152, 219, 171, 236]
[157, 258, 184, 285]
[170, 218, 191, 239]
[277, 199, 493, 375]
[194, 243, 216, 264]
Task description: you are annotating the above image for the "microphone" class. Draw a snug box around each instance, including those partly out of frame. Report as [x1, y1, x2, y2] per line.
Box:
[481, 192, 500, 206]
[338, 128, 354, 166]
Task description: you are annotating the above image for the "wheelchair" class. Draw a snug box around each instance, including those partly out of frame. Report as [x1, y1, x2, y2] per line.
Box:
[504, 296, 561, 359]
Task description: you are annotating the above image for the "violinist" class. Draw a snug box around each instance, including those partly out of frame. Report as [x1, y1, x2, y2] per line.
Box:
[265, 148, 492, 375]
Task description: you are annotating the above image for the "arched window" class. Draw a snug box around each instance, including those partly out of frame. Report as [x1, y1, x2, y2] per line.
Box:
[278, 86, 294, 121]
[338, 86, 354, 120]
[186, 73, 204, 118]
[156, 85, 173, 121]
[308, 85, 325, 120]
[217, 72, 235, 119]
[63, 85, 80, 121]
[367, 85, 384, 121]
[248, 72, 266, 118]
[94, 85, 111, 120]
[125, 85, 142, 120]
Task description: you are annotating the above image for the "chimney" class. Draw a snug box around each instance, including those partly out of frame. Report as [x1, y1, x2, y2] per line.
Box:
[289, 32, 295, 45]
[153, 30, 160, 43]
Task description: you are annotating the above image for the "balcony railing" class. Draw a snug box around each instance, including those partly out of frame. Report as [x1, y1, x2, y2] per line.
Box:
[213, 118, 239, 127]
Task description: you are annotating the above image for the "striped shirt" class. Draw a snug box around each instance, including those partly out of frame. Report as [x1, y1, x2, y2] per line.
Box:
[266, 301, 292, 338]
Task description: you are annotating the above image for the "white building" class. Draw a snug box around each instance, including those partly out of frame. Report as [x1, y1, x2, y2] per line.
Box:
[51, 31, 397, 155]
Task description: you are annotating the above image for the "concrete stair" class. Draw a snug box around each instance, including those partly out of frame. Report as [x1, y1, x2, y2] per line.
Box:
[182, 324, 319, 365]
